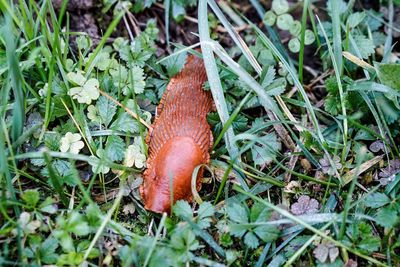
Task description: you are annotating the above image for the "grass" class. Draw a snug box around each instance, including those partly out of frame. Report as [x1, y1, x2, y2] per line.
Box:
[1, 0, 400, 266]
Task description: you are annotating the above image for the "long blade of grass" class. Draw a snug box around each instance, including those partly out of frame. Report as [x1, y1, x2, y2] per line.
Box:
[316, 16, 348, 162]
[330, 0, 343, 74]
[198, 0, 240, 161]
[164, 0, 170, 48]
[4, 16, 25, 144]
[298, 0, 310, 84]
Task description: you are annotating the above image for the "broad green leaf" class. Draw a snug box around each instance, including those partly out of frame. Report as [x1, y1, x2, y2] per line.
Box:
[364, 193, 390, 208]
[375, 63, 400, 91]
[105, 135, 125, 162]
[173, 200, 193, 220]
[347, 12, 366, 28]
[21, 189, 40, 207]
[227, 202, 248, 224]
[97, 95, 117, 127]
[161, 50, 187, 77]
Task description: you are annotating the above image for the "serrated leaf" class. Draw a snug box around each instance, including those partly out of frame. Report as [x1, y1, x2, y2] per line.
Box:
[105, 135, 125, 162]
[161, 50, 187, 77]
[173, 200, 193, 220]
[374, 206, 399, 228]
[364, 193, 390, 208]
[21, 190, 40, 207]
[352, 34, 375, 59]
[110, 112, 139, 133]
[324, 96, 339, 115]
[227, 203, 248, 224]
[251, 133, 281, 166]
[243, 231, 259, 249]
[375, 63, 400, 91]
[357, 236, 381, 252]
[197, 202, 215, 229]
[254, 225, 280, 242]
[96, 95, 117, 127]
[347, 12, 366, 28]
[130, 66, 146, 94]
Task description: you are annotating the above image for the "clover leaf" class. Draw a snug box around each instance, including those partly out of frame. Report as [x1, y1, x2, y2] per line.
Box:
[68, 78, 100, 105]
[60, 132, 84, 154]
[124, 143, 146, 168]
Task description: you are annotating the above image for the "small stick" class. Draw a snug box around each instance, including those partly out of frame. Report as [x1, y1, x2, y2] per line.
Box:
[98, 89, 153, 131]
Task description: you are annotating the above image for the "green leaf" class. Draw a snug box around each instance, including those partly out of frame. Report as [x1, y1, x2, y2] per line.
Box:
[254, 224, 280, 242]
[251, 133, 281, 166]
[67, 212, 90, 236]
[161, 50, 187, 77]
[347, 12, 366, 28]
[374, 206, 399, 228]
[304, 29, 315, 45]
[227, 203, 248, 224]
[40, 237, 59, 264]
[289, 20, 301, 37]
[130, 66, 146, 94]
[173, 200, 193, 220]
[364, 193, 390, 208]
[21, 189, 40, 207]
[263, 11, 277, 26]
[375, 63, 400, 91]
[172, 1, 186, 22]
[288, 38, 300, 53]
[276, 14, 294, 31]
[261, 66, 275, 88]
[351, 34, 375, 59]
[110, 112, 140, 133]
[197, 202, 215, 229]
[243, 231, 259, 249]
[324, 96, 339, 115]
[105, 135, 125, 162]
[358, 236, 381, 252]
[96, 95, 117, 127]
[272, 0, 289, 15]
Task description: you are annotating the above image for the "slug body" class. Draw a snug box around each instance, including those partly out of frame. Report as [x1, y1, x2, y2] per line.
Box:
[140, 54, 213, 213]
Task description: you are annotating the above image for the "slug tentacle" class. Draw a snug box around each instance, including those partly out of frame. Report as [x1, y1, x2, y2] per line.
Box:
[141, 54, 213, 214]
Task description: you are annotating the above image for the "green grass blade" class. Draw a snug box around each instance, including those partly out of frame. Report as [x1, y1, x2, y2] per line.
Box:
[298, 0, 310, 84]
[164, 0, 170, 47]
[3, 16, 25, 144]
[198, 0, 240, 161]
[330, 0, 343, 74]
[316, 16, 348, 160]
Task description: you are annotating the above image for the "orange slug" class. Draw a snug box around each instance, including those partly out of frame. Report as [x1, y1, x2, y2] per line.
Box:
[140, 54, 213, 213]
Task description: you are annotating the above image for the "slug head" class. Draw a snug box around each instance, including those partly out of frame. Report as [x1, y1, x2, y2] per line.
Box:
[141, 136, 205, 213]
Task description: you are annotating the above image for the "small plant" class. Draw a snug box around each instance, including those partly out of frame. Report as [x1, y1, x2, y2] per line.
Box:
[263, 0, 315, 52]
